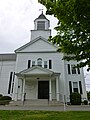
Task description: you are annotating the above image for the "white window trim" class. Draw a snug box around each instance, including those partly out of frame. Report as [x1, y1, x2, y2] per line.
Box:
[67, 64, 80, 75]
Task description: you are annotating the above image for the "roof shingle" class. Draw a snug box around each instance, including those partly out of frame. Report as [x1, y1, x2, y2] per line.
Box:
[0, 54, 16, 61]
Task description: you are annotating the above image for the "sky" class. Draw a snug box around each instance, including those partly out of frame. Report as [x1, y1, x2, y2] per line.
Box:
[0, 0, 90, 91]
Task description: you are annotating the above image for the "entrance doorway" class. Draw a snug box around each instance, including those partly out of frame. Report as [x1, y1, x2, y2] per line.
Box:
[38, 81, 49, 99]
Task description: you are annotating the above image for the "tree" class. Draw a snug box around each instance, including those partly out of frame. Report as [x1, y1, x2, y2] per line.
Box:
[38, 0, 90, 70]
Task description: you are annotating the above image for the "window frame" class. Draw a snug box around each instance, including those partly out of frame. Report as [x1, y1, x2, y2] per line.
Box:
[37, 58, 42, 67]
[73, 82, 78, 93]
[71, 65, 77, 74]
[44, 61, 47, 68]
[37, 21, 45, 30]
[32, 61, 35, 67]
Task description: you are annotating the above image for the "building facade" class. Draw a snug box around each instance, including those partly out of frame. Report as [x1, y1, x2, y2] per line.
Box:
[0, 13, 87, 103]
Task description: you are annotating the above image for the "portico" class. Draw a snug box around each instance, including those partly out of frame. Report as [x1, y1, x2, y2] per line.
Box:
[15, 66, 60, 102]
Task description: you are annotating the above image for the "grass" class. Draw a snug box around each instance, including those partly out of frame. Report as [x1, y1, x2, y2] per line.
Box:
[0, 111, 90, 120]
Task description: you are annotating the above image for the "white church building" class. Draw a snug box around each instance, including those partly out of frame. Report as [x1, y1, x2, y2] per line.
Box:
[0, 13, 87, 104]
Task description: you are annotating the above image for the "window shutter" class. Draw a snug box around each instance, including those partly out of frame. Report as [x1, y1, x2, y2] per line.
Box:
[67, 64, 71, 74]
[8, 72, 13, 94]
[11, 72, 15, 93]
[77, 68, 80, 74]
[69, 81, 72, 94]
[79, 81, 83, 94]
[28, 60, 31, 68]
[49, 60, 52, 69]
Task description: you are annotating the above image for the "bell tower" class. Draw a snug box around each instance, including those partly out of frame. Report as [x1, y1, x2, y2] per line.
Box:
[31, 12, 51, 41]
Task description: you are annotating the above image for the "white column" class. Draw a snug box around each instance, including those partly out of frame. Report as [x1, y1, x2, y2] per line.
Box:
[14, 78, 18, 101]
[56, 76, 60, 101]
[22, 78, 25, 101]
[49, 78, 52, 101]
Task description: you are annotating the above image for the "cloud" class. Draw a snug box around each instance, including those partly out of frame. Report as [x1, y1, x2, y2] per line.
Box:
[0, 0, 38, 52]
[0, 0, 57, 52]
[0, 0, 90, 91]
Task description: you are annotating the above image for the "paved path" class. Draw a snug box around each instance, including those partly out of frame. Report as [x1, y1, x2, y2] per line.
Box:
[0, 105, 90, 111]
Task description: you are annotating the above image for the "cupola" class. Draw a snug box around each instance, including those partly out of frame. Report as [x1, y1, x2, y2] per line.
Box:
[34, 12, 50, 30]
[31, 13, 51, 41]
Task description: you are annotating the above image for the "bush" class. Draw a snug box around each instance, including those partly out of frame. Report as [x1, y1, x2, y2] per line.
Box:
[0, 96, 12, 105]
[0, 94, 3, 97]
[0, 100, 10, 105]
[70, 92, 81, 105]
[83, 100, 88, 105]
[0, 96, 12, 100]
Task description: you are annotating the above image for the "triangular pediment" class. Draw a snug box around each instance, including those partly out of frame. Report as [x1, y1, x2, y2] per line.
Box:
[15, 36, 58, 53]
[17, 66, 54, 75]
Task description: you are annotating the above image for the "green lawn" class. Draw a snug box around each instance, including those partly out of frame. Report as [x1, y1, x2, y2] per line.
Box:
[0, 111, 90, 120]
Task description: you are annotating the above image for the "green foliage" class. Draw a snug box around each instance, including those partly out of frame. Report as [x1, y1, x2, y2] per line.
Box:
[0, 111, 90, 120]
[87, 91, 90, 101]
[0, 100, 11, 105]
[70, 92, 81, 105]
[0, 96, 12, 105]
[0, 94, 3, 97]
[39, 0, 90, 70]
[0, 96, 12, 100]
[83, 100, 88, 105]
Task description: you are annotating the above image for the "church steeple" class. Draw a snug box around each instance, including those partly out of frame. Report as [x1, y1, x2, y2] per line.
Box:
[31, 13, 51, 41]
[34, 12, 50, 30]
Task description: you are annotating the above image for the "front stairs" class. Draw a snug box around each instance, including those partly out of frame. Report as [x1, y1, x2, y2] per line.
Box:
[9, 99, 63, 106]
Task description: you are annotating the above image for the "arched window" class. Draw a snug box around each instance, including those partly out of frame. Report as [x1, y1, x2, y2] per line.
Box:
[37, 58, 42, 67]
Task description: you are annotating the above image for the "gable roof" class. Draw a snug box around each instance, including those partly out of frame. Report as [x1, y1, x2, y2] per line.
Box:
[15, 36, 58, 53]
[16, 66, 54, 76]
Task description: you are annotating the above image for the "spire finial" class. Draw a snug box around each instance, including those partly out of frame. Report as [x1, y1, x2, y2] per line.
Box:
[39, 8, 43, 14]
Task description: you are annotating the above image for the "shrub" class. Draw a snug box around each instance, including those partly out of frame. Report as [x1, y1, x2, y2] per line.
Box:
[0, 94, 3, 97]
[83, 100, 88, 105]
[0, 100, 10, 105]
[0, 96, 12, 100]
[0, 96, 12, 105]
[70, 92, 81, 105]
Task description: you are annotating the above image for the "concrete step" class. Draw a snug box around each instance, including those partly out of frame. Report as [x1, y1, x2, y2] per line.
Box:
[9, 101, 23, 106]
[9, 100, 63, 106]
[24, 99, 48, 106]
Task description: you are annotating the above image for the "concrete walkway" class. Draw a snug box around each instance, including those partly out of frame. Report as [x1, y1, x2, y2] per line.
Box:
[0, 105, 90, 111]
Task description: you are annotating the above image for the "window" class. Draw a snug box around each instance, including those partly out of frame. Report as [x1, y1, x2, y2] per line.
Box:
[37, 58, 42, 67]
[37, 21, 45, 30]
[71, 65, 76, 74]
[32, 61, 35, 67]
[8, 72, 13, 94]
[44, 61, 47, 68]
[28, 60, 31, 68]
[73, 82, 78, 93]
[69, 81, 72, 94]
[49, 60, 52, 69]
[67, 64, 71, 74]
[79, 81, 83, 94]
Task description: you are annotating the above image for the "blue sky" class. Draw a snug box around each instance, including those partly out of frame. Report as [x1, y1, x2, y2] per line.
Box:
[0, 0, 90, 91]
